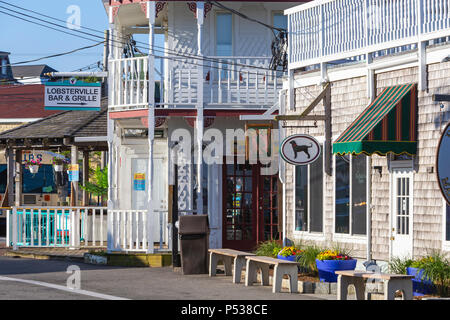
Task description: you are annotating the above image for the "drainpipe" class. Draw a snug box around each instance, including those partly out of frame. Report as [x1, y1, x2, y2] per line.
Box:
[366, 156, 372, 262]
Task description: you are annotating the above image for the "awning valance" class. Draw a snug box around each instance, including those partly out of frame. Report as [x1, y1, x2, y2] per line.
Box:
[333, 84, 417, 156]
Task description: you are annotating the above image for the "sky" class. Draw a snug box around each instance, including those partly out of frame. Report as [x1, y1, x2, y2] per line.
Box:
[0, 0, 109, 72]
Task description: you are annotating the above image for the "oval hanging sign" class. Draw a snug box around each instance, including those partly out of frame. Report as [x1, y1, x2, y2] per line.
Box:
[280, 134, 321, 165]
[437, 122, 450, 205]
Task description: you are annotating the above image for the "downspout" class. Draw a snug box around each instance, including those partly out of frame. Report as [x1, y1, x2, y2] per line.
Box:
[367, 156, 372, 262]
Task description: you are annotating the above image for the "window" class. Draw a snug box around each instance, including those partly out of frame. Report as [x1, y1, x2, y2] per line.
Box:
[295, 148, 323, 232]
[446, 203, 450, 242]
[0, 164, 7, 193]
[22, 164, 57, 194]
[335, 154, 367, 235]
[216, 13, 232, 56]
[273, 12, 287, 36]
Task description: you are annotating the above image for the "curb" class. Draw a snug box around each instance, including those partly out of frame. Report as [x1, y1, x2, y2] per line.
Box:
[84, 252, 172, 267]
[5, 250, 85, 263]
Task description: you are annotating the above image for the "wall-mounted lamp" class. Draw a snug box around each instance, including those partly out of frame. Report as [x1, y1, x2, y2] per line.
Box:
[373, 166, 382, 177]
[427, 166, 434, 174]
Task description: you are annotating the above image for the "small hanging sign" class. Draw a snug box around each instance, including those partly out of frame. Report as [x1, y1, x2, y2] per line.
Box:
[280, 134, 321, 165]
[45, 79, 101, 111]
[133, 173, 146, 191]
[68, 164, 79, 182]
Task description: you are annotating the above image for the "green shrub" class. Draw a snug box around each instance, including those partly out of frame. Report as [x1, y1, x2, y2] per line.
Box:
[255, 240, 282, 258]
[415, 252, 450, 297]
[296, 244, 323, 274]
[388, 257, 414, 275]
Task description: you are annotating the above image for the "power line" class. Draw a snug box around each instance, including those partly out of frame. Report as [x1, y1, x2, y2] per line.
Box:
[5, 42, 104, 67]
[0, 2, 277, 73]
[0, 9, 281, 79]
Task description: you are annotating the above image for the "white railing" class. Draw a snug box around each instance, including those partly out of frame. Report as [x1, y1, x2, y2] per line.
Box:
[108, 56, 281, 111]
[7, 206, 108, 249]
[108, 209, 169, 252]
[286, 0, 450, 68]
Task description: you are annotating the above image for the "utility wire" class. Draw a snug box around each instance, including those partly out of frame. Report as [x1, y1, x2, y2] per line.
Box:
[0, 9, 281, 79]
[0, 3, 276, 73]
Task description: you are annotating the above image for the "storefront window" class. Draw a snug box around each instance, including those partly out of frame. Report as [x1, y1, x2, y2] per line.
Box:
[22, 164, 56, 194]
[335, 155, 350, 233]
[295, 148, 323, 232]
[335, 154, 367, 235]
[0, 164, 7, 194]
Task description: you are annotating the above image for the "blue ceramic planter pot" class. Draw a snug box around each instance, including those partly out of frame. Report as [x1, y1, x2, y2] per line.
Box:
[406, 267, 436, 296]
[315, 259, 357, 283]
[277, 254, 298, 262]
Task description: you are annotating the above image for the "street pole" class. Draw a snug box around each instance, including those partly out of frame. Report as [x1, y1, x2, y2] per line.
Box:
[172, 164, 181, 268]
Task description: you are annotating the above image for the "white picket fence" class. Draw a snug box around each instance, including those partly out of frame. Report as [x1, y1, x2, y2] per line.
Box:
[107, 209, 170, 253]
[6, 206, 108, 249]
[286, 0, 450, 68]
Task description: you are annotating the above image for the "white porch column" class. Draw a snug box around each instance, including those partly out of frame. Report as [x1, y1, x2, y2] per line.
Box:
[107, 20, 115, 252]
[147, 1, 156, 253]
[196, 2, 205, 215]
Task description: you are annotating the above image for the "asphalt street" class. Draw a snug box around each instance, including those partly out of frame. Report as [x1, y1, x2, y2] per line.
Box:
[0, 255, 334, 301]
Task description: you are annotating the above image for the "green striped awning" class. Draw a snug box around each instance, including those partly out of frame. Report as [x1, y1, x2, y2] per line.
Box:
[333, 84, 417, 156]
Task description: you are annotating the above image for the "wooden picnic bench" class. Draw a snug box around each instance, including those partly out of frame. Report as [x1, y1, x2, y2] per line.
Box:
[244, 255, 298, 293]
[335, 270, 415, 300]
[208, 248, 256, 284]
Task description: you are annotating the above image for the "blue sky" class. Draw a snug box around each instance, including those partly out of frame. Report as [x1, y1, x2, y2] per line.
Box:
[0, 0, 109, 72]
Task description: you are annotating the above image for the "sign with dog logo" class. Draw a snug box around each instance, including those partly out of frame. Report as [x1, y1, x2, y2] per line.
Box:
[280, 134, 321, 165]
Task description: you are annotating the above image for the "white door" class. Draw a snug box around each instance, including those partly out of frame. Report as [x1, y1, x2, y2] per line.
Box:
[390, 169, 413, 259]
[131, 158, 168, 243]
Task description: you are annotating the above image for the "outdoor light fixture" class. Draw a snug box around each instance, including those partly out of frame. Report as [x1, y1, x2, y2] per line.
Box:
[373, 166, 382, 177]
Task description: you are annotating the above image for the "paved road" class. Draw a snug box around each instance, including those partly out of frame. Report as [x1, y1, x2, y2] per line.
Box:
[0, 255, 335, 301]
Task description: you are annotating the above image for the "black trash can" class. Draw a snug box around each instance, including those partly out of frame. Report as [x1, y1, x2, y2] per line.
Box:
[178, 214, 209, 275]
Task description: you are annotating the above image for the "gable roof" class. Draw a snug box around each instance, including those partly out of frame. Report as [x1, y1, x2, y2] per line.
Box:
[0, 84, 61, 120]
[11, 65, 58, 79]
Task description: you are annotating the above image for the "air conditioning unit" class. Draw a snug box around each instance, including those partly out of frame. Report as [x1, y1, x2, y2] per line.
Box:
[23, 195, 37, 205]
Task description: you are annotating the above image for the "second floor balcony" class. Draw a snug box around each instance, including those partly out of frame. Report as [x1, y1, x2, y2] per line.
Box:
[108, 55, 282, 111]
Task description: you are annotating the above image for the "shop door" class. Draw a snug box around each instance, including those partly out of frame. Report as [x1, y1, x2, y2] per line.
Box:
[222, 162, 279, 251]
[390, 169, 414, 259]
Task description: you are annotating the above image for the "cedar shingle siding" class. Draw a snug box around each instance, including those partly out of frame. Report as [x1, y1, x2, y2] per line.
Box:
[284, 61, 450, 260]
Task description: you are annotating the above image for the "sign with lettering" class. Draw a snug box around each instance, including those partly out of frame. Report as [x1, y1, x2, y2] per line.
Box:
[280, 134, 321, 165]
[45, 79, 101, 111]
[68, 164, 79, 182]
[133, 173, 146, 191]
[437, 122, 450, 205]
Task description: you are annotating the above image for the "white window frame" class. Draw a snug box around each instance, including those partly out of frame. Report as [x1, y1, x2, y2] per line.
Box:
[443, 199, 450, 252]
[293, 137, 325, 240]
[332, 153, 369, 243]
[214, 11, 234, 57]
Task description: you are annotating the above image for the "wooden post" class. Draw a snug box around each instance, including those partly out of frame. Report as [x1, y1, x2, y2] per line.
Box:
[82, 150, 89, 206]
[14, 149, 22, 207]
[172, 164, 181, 267]
[6, 148, 15, 207]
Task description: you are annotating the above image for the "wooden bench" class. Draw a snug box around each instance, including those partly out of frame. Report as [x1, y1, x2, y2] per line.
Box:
[244, 255, 298, 293]
[335, 270, 415, 300]
[208, 249, 256, 284]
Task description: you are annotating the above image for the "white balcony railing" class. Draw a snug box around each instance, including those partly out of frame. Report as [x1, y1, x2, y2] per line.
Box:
[109, 56, 281, 111]
[286, 0, 450, 69]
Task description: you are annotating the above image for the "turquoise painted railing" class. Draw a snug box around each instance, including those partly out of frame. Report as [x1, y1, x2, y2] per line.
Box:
[8, 206, 108, 248]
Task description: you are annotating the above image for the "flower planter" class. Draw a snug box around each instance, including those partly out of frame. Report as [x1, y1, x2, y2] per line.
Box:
[277, 254, 298, 262]
[29, 165, 40, 174]
[406, 267, 436, 296]
[315, 259, 357, 283]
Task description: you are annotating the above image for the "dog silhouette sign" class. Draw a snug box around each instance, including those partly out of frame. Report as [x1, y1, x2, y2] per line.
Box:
[280, 134, 321, 165]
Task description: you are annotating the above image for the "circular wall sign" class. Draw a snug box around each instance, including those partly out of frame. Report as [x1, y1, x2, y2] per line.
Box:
[437, 122, 450, 205]
[280, 134, 321, 165]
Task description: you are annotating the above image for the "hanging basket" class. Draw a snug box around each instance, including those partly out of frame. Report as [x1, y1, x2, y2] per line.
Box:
[53, 164, 64, 172]
[29, 165, 40, 174]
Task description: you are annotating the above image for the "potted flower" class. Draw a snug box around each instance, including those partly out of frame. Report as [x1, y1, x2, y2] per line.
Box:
[52, 157, 68, 172]
[406, 256, 437, 296]
[277, 246, 304, 262]
[315, 250, 357, 282]
[24, 158, 41, 174]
